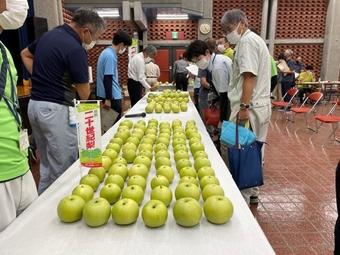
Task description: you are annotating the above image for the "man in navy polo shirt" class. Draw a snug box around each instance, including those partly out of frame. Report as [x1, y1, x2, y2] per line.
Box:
[21, 9, 105, 194]
[96, 30, 132, 122]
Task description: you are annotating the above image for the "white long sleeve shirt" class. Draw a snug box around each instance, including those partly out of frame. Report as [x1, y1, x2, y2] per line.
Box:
[128, 52, 151, 89]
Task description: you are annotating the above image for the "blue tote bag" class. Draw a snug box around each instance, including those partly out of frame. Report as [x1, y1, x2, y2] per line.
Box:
[220, 120, 256, 146]
[221, 115, 264, 190]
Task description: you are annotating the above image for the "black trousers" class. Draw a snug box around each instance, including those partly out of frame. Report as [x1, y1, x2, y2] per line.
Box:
[98, 97, 122, 123]
[298, 87, 312, 104]
[271, 75, 278, 92]
[281, 81, 295, 102]
[335, 161, 340, 255]
[127, 78, 143, 107]
[194, 88, 200, 111]
[175, 73, 188, 91]
[219, 92, 231, 122]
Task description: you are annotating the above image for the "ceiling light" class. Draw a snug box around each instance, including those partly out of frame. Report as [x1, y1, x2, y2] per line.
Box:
[156, 14, 188, 20]
[96, 8, 120, 18]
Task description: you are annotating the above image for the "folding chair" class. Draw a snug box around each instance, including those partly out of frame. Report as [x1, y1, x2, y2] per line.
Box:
[288, 92, 323, 127]
[314, 99, 340, 143]
[272, 87, 298, 110]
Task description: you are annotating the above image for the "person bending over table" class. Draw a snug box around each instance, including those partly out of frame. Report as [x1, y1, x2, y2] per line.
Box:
[21, 9, 105, 194]
[127, 45, 157, 107]
[221, 9, 272, 205]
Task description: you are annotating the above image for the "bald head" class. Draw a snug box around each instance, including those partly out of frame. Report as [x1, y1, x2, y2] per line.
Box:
[284, 49, 293, 60]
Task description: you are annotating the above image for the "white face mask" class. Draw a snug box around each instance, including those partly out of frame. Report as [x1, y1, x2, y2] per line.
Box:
[217, 44, 226, 53]
[82, 30, 96, 50]
[0, 0, 29, 30]
[144, 57, 152, 63]
[226, 23, 241, 45]
[83, 41, 96, 51]
[196, 56, 209, 70]
[119, 47, 126, 54]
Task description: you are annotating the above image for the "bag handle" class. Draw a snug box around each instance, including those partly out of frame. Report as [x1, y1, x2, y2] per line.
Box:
[235, 112, 240, 149]
[235, 113, 250, 149]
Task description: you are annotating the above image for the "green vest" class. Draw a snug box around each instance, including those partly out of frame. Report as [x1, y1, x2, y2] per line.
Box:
[271, 56, 278, 77]
[223, 48, 234, 60]
[0, 41, 29, 181]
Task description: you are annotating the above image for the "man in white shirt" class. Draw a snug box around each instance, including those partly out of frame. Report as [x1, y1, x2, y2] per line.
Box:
[186, 39, 232, 122]
[127, 45, 157, 106]
[145, 59, 160, 87]
[221, 9, 271, 205]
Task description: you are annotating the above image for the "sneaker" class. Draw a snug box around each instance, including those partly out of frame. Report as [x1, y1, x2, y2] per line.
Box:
[250, 195, 259, 204]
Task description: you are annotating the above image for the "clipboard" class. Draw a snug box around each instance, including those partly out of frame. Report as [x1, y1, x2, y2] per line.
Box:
[100, 107, 119, 134]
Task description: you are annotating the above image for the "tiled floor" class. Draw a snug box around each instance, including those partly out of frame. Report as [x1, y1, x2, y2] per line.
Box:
[252, 105, 340, 255]
[29, 100, 339, 255]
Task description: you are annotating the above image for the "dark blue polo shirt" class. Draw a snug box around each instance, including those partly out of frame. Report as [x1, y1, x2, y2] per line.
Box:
[28, 24, 88, 106]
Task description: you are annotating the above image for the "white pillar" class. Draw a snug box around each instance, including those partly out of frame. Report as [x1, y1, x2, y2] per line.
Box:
[268, 0, 278, 55]
[33, 0, 63, 29]
[260, 0, 269, 40]
[321, 0, 340, 80]
[198, 0, 212, 40]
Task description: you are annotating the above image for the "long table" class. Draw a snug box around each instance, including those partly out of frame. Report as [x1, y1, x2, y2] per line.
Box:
[0, 95, 275, 255]
[297, 80, 340, 102]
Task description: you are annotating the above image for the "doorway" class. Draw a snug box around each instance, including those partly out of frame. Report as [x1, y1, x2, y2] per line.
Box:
[154, 47, 186, 83]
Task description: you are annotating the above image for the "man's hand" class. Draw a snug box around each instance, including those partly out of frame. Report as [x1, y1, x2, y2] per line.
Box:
[21, 48, 34, 75]
[238, 108, 249, 122]
[103, 99, 111, 109]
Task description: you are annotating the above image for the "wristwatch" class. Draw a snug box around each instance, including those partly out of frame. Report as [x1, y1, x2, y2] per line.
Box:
[240, 103, 250, 109]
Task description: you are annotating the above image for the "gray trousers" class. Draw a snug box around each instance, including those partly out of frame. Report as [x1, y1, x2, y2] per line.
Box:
[0, 171, 38, 232]
[28, 100, 78, 194]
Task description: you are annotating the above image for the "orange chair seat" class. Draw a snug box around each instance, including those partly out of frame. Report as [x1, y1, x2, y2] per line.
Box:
[314, 115, 340, 123]
[291, 107, 310, 113]
[272, 101, 289, 107]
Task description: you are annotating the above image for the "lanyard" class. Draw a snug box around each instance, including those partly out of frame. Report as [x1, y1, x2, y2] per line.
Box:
[0, 42, 22, 130]
[212, 53, 217, 65]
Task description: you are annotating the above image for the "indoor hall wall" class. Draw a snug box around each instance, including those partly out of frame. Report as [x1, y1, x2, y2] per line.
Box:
[147, 20, 198, 41]
[274, 0, 327, 78]
[212, 0, 263, 38]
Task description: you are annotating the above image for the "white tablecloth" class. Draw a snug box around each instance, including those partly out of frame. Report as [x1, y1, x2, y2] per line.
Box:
[0, 95, 275, 255]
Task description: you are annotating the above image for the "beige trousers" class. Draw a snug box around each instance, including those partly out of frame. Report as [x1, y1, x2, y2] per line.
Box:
[0, 171, 38, 232]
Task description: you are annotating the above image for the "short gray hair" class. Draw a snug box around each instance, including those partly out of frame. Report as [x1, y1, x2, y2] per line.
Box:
[144, 45, 157, 56]
[72, 8, 105, 32]
[221, 9, 248, 27]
